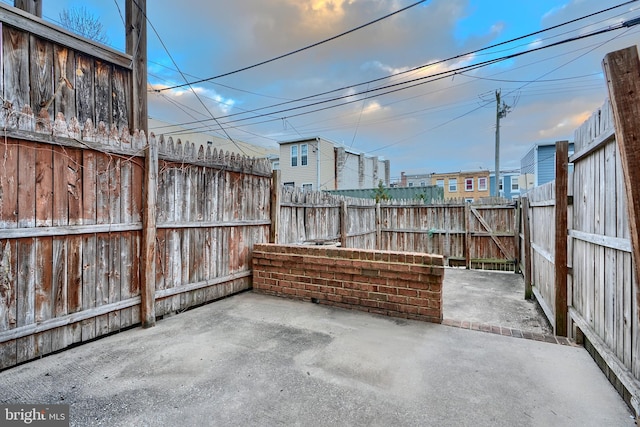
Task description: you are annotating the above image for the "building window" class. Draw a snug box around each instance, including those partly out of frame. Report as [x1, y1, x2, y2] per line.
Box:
[465, 178, 473, 192]
[301, 144, 308, 166]
[465, 198, 474, 203]
[499, 178, 504, 192]
[302, 183, 313, 191]
[511, 179, 519, 191]
[283, 182, 295, 188]
[408, 182, 414, 187]
[478, 177, 487, 191]
[420, 181, 426, 187]
[291, 145, 298, 167]
[436, 179, 444, 188]
[448, 178, 457, 192]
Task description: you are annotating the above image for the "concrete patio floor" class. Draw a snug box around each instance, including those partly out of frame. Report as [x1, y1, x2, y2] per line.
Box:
[443, 267, 553, 335]
[0, 277, 633, 426]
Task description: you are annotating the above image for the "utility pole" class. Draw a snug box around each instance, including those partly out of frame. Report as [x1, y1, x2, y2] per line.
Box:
[494, 90, 510, 197]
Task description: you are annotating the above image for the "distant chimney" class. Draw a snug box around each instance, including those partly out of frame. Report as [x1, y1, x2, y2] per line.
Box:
[400, 172, 407, 187]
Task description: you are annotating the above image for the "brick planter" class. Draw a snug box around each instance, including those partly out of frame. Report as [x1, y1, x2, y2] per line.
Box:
[252, 244, 444, 323]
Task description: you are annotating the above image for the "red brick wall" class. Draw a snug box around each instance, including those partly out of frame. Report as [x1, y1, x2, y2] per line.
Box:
[252, 244, 444, 323]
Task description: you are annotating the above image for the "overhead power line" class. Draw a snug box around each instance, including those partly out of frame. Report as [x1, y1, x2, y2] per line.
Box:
[157, 0, 430, 92]
[184, 18, 640, 132]
[130, 0, 249, 154]
[155, 0, 638, 133]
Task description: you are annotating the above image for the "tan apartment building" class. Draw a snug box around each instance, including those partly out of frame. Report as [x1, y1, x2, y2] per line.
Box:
[431, 170, 490, 201]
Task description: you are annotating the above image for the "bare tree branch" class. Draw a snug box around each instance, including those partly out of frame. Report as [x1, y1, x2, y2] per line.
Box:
[59, 6, 109, 44]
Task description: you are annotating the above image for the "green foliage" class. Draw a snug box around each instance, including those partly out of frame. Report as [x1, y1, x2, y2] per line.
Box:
[373, 180, 390, 202]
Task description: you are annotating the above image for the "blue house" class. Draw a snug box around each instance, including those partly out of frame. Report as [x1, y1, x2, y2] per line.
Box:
[520, 141, 574, 189]
[489, 170, 521, 199]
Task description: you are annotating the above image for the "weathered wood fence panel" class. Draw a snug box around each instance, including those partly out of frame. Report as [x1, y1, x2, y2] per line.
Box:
[278, 188, 343, 245]
[0, 5, 132, 132]
[524, 181, 556, 325]
[379, 203, 466, 261]
[154, 138, 272, 317]
[276, 187, 517, 269]
[0, 4, 274, 370]
[0, 126, 272, 370]
[467, 205, 518, 270]
[522, 92, 640, 413]
[344, 198, 377, 249]
[0, 132, 145, 369]
[571, 98, 638, 386]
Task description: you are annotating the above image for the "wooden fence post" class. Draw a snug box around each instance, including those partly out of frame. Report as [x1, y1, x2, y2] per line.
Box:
[554, 140, 569, 336]
[140, 133, 157, 328]
[375, 202, 381, 250]
[270, 170, 281, 244]
[522, 197, 533, 300]
[340, 200, 348, 248]
[464, 203, 471, 269]
[514, 200, 521, 274]
[603, 46, 640, 325]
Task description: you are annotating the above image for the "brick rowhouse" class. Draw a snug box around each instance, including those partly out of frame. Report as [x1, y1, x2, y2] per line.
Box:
[252, 244, 444, 323]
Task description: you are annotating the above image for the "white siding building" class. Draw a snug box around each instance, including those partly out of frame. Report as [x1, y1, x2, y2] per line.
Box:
[278, 137, 390, 191]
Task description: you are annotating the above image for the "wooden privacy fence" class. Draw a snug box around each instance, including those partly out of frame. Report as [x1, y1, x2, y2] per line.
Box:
[520, 181, 557, 324]
[0, 3, 274, 370]
[520, 45, 640, 415]
[154, 138, 271, 320]
[380, 202, 518, 270]
[0, 3, 147, 136]
[273, 172, 518, 270]
[0, 118, 271, 370]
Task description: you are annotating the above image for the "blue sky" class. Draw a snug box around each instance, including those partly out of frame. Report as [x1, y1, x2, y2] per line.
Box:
[20, 0, 640, 180]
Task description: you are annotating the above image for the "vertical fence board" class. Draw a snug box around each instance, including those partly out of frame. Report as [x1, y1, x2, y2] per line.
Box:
[30, 35, 54, 120]
[0, 240, 17, 369]
[52, 146, 69, 226]
[18, 143, 36, 228]
[94, 151, 110, 335]
[3, 26, 29, 111]
[111, 66, 129, 130]
[106, 233, 120, 333]
[95, 235, 109, 336]
[0, 139, 19, 228]
[67, 235, 82, 344]
[16, 239, 35, 363]
[75, 54, 95, 126]
[34, 237, 52, 356]
[119, 158, 133, 328]
[80, 150, 96, 341]
[53, 45, 76, 120]
[94, 60, 111, 127]
[35, 144, 53, 227]
[50, 237, 67, 351]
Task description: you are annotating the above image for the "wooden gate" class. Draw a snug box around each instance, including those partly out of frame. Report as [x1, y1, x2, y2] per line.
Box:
[465, 205, 518, 271]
